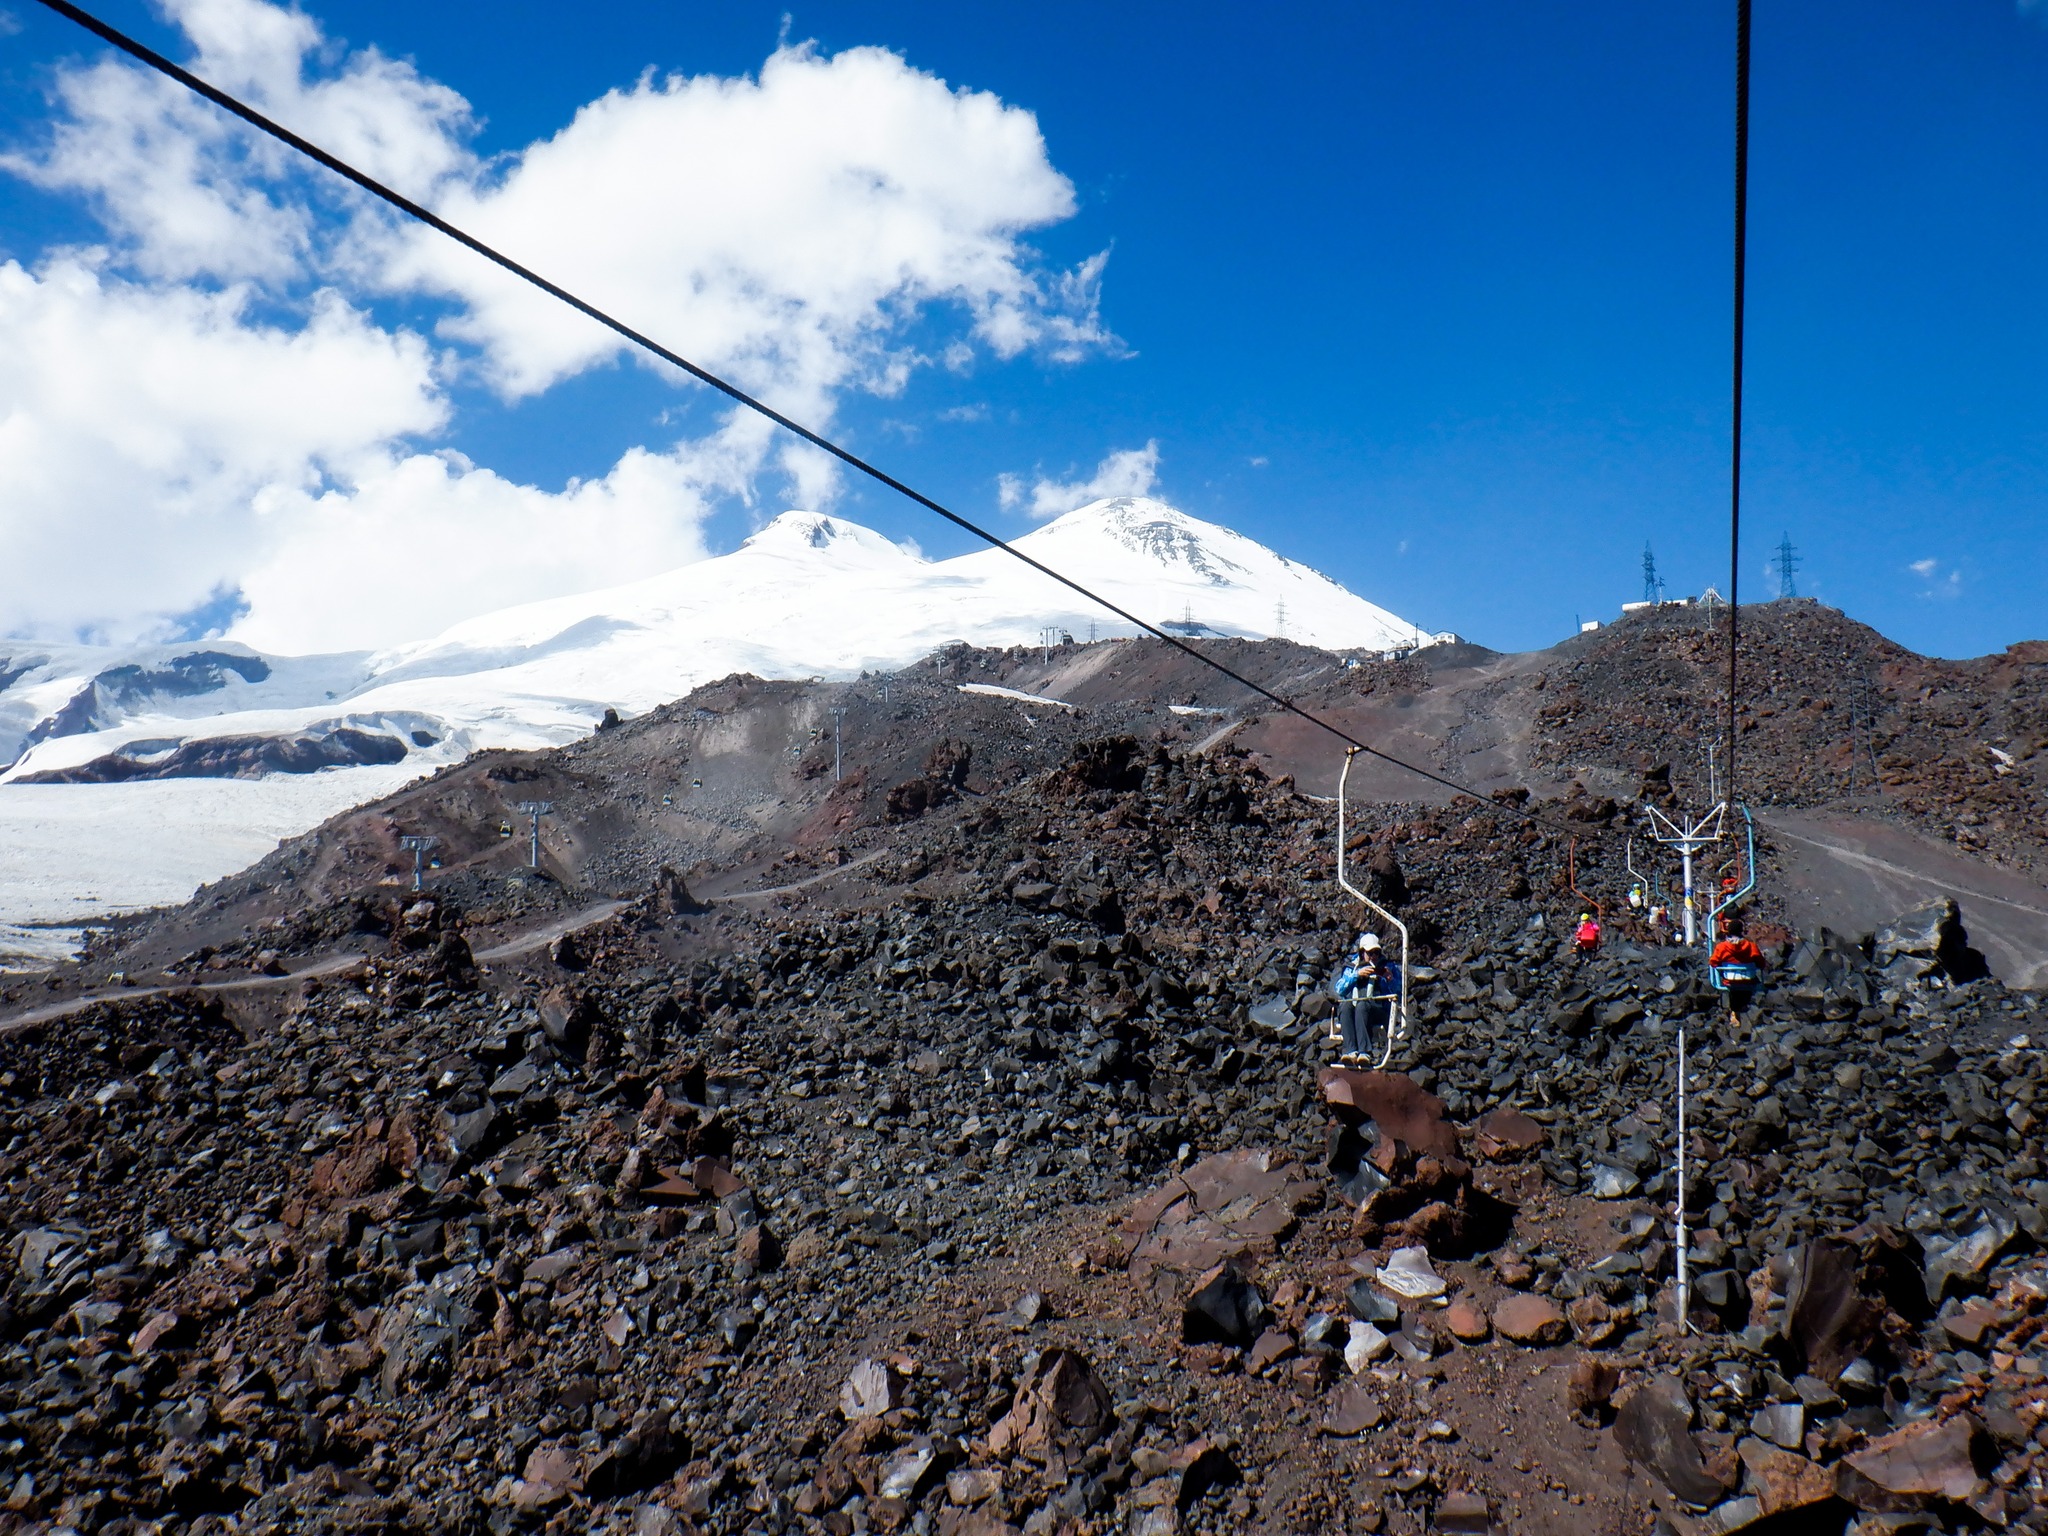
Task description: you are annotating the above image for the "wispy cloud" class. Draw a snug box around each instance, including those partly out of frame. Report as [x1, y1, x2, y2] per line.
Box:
[999, 440, 1160, 519]
[1909, 556, 1963, 599]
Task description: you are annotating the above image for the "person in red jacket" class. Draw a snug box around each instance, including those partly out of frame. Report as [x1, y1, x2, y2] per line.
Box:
[1573, 913, 1602, 954]
[1710, 914, 1764, 1019]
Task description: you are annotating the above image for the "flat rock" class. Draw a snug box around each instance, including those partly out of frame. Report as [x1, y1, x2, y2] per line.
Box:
[1472, 1107, 1546, 1159]
[1121, 1149, 1319, 1288]
[1442, 1299, 1489, 1341]
[1737, 1437, 1834, 1517]
[1493, 1293, 1567, 1345]
[1836, 1414, 1981, 1511]
[1321, 1381, 1385, 1436]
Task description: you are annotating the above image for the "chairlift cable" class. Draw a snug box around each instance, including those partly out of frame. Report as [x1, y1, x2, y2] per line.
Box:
[33, 0, 1619, 843]
[1726, 0, 1752, 810]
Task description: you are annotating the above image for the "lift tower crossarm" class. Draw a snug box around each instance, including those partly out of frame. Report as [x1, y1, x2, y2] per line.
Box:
[1642, 802, 1727, 948]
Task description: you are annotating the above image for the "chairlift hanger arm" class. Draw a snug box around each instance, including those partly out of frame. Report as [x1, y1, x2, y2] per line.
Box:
[1336, 750, 1412, 1072]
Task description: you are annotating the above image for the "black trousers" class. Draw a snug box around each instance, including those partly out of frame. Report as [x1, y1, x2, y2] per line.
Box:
[1338, 996, 1389, 1058]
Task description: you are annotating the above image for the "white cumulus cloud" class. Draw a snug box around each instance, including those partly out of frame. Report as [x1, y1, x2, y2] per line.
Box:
[0, 258, 442, 641]
[1000, 440, 1161, 520]
[0, 0, 1115, 650]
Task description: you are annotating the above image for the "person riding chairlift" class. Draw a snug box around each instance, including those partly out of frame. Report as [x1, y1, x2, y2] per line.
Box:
[1333, 932, 1399, 1067]
[1709, 913, 1765, 1020]
[1573, 912, 1602, 954]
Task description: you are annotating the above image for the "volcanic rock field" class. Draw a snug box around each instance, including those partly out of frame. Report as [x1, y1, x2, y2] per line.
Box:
[1, 603, 2045, 1536]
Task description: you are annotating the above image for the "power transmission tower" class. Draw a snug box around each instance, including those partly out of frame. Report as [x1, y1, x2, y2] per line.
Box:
[514, 801, 552, 870]
[398, 834, 437, 893]
[1776, 533, 1800, 598]
[1274, 597, 1287, 641]
[1642, 543, 1662, 604]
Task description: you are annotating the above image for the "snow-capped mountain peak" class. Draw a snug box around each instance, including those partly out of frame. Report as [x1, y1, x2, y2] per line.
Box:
[1, 496, 1427, 788]
[739, 510, 916, 562]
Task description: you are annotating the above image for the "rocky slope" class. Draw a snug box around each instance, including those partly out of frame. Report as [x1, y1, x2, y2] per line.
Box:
[4, 723, 2048, 1536]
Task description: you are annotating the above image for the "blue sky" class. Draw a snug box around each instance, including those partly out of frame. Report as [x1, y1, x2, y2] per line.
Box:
[3, 0, 2045, 658]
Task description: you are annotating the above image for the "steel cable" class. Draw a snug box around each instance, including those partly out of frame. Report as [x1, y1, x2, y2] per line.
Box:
[1727, 0, 1752, 808]
[34, 0, 1621, 841]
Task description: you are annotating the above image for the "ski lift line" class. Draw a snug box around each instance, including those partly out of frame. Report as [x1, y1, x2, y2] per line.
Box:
[35, 0, 1616, 846]
[1725, 0, 1752, 811]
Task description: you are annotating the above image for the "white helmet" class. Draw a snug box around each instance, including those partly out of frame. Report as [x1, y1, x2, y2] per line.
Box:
[1357, 932, 1382, 952]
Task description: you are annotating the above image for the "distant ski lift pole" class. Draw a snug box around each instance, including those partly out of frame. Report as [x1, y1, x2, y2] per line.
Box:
[1642, 801, 1727, 947]
[1336, 749, 1411, 1071]
[832, 705, 845, 782]
[515, 801, 553, 870]
[398, 835, 437, 893]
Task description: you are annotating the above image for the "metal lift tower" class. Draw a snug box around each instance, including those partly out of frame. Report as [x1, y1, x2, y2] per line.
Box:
[398, 835, 437, 893]
[1642, 543, 1663, 604]
[514, 801, 552, 871]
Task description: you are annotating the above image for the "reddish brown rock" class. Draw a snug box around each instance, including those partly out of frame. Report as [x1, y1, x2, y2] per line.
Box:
[1472, 1107, 1547, 1160]
[1493, 1293, 1568, 1344]
[1121, 1149, 1319, 1290]
[1738, 1437, 1835, 1517]
[985, 1349, 1112, 1464]
[1836, 1415, 1982, 1512]
[1318, 1068, 1461, 1158]
[1442, 1300, 1490, 1342]
[1565, 1293, 1618, 1344]
[1246, 1328, 1296, 1375]
[1567, 1355, 1620, 1415]
[1321, 1381, 1386, 1436]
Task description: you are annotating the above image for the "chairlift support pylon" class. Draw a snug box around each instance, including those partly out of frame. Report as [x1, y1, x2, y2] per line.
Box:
[1335, 749, 1411, 1071]
[1642, 801, 1727, 946]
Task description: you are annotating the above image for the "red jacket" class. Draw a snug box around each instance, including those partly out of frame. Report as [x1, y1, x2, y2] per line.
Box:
[1710, 937, 1762, 967]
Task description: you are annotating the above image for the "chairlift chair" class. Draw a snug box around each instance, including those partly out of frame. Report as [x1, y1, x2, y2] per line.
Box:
[1704, 804, 1760, 992]
[1624, 834, 1663, 906]
[1334, 749, 1412, 1070]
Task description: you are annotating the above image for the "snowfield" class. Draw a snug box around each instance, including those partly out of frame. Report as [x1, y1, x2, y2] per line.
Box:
[0, 766, 427, 965]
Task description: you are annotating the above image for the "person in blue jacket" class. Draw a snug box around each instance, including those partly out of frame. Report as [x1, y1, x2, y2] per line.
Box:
[1333, 931, 1401, 1066]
